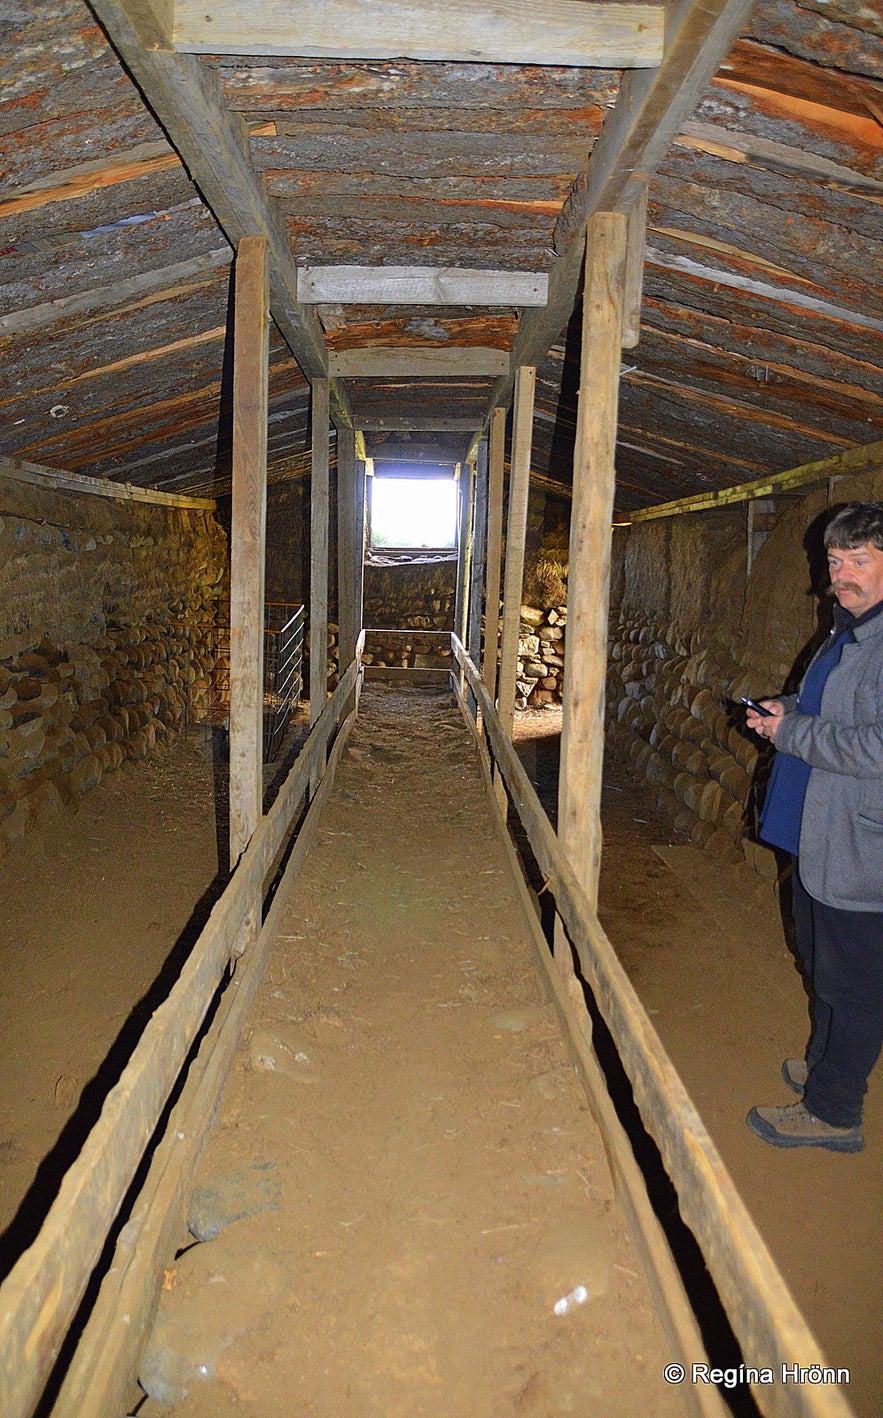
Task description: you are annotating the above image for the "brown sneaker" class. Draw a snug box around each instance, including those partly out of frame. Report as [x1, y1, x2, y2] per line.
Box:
[747, 1102, 864, 1153]
[782, 1058, 808, 1095]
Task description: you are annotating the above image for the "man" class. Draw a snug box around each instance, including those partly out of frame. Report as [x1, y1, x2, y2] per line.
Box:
[745, 500, 883, 1153]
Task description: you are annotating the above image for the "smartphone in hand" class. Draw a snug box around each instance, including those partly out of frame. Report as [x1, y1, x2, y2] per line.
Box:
[740, 695, 773, 717]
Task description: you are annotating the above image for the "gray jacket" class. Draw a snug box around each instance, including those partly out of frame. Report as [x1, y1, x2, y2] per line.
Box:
[775, 607, 883, 911]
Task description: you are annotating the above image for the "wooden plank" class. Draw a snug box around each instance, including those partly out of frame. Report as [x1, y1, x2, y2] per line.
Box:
[453, 465, 473, 658]
[630, 438, 883, 521]
[228, 237, 269, 871]
[0, 250, 232, 339]
[48, 701, 361, 1418]
[558, 214, 627, 912]
[309, 379, 331, 728]
[329, 347, 509, 378]
[482, 406, 507, 701]
[496, 367, 535, 733]
[87, 0, 352, 425]
[363, 665, 450, 684]
[487, 0, 757, 413]
[452, 672, 728, 1418]
[297, 266, 548, 307]
[0, 455, 215, 510]
[468, 440, 489, 671]
[452, 638, 857, 1418]
[174, 0, 664, 66]
[0, 650, 363, 1418]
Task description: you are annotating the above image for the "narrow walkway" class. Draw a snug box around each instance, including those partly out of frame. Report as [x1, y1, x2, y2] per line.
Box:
[138, 687, 687, 1418]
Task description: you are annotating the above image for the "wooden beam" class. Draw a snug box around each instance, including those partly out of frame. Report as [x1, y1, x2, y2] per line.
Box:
[631, 438, 883, 522]
[482, 406, 507, 701]
[329, 347, 509, 378]
[486, 0, 756, 412]
[297, 266, 548, 307]
[468, 440, 490, 673]
[228, 236, 269, 872]
[174, 0, 664, 67]
[87, 0, 352, 425]
[621, 179, 649, 350]
[497, 367, 536, 734]
[558, 214, 627, 915]
[360, 416, 478, 435]
[336, 425, 361, 674]
[0, 455, 215, 510]
[453, 465, 472, 659]
[309, 379, 331, 730]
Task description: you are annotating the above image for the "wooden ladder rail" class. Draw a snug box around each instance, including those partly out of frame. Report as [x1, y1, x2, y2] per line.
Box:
[451, 634, 855, 1418]
[0, 635, 365, 1418]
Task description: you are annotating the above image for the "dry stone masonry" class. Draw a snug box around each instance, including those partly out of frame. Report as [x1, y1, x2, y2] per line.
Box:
[0, 479, 227, 855]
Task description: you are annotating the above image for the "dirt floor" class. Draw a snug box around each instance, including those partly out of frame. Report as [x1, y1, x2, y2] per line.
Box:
[0, 688, 879, 1416]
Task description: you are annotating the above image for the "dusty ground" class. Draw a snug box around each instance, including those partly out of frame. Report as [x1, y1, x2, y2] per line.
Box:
[0, 690, 878, 1416]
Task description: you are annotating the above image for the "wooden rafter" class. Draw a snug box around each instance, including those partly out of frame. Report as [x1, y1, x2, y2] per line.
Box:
[87, 0, 353, 424]
[487, 0, 758, 413]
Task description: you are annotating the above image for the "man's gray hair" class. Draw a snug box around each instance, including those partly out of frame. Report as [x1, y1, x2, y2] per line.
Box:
[824, 500, 883, 552]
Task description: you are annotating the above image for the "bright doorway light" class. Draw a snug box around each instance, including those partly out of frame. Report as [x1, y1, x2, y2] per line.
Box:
[370, 476, 458, 549]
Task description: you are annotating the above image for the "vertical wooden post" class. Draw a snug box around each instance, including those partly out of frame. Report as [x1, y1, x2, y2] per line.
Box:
[453, 464, 471, 644]
[496, 366, 535, 735]
[557, 212, 627, 918]
[482, 405, 506, 699]
[229, 235, 269, 873]
[468, 437, 489, 670]
[337, 424, 359, 675]
[309, 379, 330, 791]
[621, 178, 648, 351]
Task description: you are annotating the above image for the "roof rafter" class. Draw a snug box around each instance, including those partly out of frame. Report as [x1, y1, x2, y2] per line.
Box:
[87, 0, 353, 424]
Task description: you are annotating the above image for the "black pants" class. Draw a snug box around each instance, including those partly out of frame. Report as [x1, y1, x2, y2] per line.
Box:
[791, 860, 883, 1128]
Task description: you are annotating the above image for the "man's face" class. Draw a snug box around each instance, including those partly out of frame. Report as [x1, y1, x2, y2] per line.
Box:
[827, 541, 883, 615]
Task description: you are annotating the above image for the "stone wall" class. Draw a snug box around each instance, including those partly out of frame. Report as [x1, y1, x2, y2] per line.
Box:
[0, 477, 227, 854]
[604, 470, 883, 871]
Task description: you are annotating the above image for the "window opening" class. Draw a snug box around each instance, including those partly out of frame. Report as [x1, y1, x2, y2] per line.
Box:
[369, 472, 458, 551]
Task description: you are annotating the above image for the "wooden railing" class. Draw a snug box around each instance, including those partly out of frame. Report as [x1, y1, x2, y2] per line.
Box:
[0, 635, 365, 1418]
[451, 634, 855, 1418]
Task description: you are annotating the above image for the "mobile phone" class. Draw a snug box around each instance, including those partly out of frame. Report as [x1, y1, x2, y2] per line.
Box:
[740, 695, 773, 717]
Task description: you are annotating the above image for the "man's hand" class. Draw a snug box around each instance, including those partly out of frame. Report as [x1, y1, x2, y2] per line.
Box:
[746, 700, 785, 741]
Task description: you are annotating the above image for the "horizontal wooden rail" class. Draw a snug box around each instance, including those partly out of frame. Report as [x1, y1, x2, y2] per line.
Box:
[0, 635, 364, 1418]
[451, 635, 854, 1418]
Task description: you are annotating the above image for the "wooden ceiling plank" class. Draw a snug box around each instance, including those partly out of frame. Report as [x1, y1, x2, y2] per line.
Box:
[173, 0, 665, 68]
[297, 266, 548, 307]
[0, 454, 215, 509]
[488, 0, 757, 414]
[329, 347, 509, 378]
[87, 0, 354, 423]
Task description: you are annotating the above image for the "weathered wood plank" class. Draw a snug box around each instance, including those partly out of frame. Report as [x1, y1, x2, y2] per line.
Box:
[229, 236, 270, 870]
[175, 0, 664, 67]
[497, 366, 535, 732]
[309, 378, 331, 731]
[329, 346, 509, 378]
[252, 129, 592, 177]
[482, 406, 507, 700]
[0, 454, 215, 509]
[558, 213, 627, 912]
[298, 266, 548, 306]
[630, 437, 883, 520]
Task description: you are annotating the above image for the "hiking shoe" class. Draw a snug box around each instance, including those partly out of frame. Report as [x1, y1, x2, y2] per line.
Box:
[782, 1058, 808, 1095]
[747, 1102, 864, 1153]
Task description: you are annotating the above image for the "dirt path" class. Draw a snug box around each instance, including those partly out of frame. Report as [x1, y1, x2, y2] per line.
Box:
[137, 687, 685, 1418]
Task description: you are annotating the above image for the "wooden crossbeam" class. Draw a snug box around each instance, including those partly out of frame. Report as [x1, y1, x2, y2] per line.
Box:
[0, 455, 215, 510]
[329, 347, 509, 378]
[173, 0, 664, 67]
[298, 266, 548, 308]
[87, 0, 352, 425]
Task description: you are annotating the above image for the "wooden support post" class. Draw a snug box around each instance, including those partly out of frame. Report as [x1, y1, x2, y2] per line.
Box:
[228, 235, 269, 872]
[310, 378, 330, 787]
[557, 212, 627, 919]
[482, 405, 506, 699]
[468, 437, 489, 674]
[337, 424, 359, 674]
[496, 366, 536, 735]
[621, 178, 648, 350]
[453, 464, 471, 650]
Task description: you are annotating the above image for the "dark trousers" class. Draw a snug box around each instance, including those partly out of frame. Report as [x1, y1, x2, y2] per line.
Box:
[791, 860, 883, 1128]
